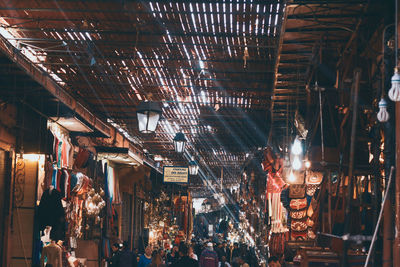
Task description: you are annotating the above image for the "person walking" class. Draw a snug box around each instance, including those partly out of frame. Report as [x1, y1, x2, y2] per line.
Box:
[119, 241, 138, 267]
[147, 250, 166, 267]
[199, 243, 218, 267]
[138, 246, 152, 267]
[218, 256, 231, 267]
[171, 243, 199, 267]
[107, 243, 121, 266]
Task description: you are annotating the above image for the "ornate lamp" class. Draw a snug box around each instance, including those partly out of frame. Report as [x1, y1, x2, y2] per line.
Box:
[189, 160, 199, 175]
[136, 101, 162, 133]
[173, 132, 186, 153]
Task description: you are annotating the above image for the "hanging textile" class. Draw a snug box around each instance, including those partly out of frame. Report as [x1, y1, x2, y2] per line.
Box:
[269, 193, 287, 233]
[37, 188, 66, 241]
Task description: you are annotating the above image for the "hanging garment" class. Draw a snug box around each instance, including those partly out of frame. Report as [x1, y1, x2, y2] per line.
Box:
[74, 148, 90, 169]
[37, 189, 65, 240]
[270, 193, 287, 233]
[40, 242, 62, 267]
[267, 172, 285, 194]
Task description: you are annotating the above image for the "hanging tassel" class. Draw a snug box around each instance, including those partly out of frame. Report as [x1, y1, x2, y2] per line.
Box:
[377, 98, 389, 122]
[388, 69, 400, 101]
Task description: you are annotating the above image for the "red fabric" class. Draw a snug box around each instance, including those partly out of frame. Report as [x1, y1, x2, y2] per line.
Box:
[62, 141, 67, 168]
[267, 173, 285, 193]
[56, 170, 62, 191]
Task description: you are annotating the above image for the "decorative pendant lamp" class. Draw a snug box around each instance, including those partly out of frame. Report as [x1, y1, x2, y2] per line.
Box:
[291, 137, 302, 155]
[189, 159, 199, 175]
[377, 98, 389, 122]
[292, 155, 302, 170]
[388, 0, 400, 101]
[173, 132, 186, 153]
[388, 69, 400, 101]
[136, 101, 162, 133]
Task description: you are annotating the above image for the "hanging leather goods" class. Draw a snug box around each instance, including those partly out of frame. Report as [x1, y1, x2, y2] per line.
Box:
[290, 209, 307, 220]
[291, 230, 308, 241]
[306, 171, 323, 185]
[306, 184, 318, 196]
[307, 204, 314, 218]
[291, 219, 308, 232]
[289, 184, 306, 198]
[307, 229, 316, 239]
[290, 198, 307, 210]
[306, 217, 314, 227]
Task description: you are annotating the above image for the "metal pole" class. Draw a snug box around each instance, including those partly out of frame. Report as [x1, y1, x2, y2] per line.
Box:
[342, 68, 361, 266]
[364, 166, 395, 267]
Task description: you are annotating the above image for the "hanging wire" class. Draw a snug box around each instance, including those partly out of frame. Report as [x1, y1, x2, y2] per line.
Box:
[396, 0, 398, 69]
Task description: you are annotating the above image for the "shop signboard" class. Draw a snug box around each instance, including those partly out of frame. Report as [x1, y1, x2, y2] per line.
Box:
[163, 166, 189, 183]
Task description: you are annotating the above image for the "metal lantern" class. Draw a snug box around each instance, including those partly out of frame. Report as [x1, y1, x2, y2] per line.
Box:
[189, 160, 199, 175]
[136, 101, 162, 133]
[173, 132, 186, 153]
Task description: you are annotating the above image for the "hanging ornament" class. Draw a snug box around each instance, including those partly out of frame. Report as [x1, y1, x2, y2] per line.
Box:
[377, 98, 389, 122]
[388, 69, 400, 101]
[243, 46, 249, 68]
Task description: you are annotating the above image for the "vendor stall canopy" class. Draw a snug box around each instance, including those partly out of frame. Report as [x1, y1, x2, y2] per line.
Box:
[0, 0, 377, 190]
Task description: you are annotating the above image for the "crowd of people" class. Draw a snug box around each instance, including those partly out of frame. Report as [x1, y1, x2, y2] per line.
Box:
[106, 240, 281, 267]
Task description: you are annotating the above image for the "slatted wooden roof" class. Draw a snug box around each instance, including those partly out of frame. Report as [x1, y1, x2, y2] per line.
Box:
[0, 0, 378, 188]
[0, 0, 286, 184]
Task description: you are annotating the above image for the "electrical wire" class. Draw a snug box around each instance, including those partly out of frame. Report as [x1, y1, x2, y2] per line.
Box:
[396, 0, 398, 69]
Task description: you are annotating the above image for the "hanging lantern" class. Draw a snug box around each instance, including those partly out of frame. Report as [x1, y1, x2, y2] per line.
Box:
[173, 132, 186, 153]
[377, 98, 389, 122]
[291, 137, 303, 155]
[292, 155, 302, 170]
[388, 69, 400, 101]
[189, 160, 199, 175]
[136, 101, 162, 133]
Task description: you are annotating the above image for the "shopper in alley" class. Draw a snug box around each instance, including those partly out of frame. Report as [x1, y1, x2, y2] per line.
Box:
[199, 242, 219, 267]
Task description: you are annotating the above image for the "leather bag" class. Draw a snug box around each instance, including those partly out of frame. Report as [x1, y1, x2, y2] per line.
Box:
[290, 209, 307, 219]
[306, 184, 318, 196]
[289, 184, 306, 198]
[290, 198, 307, 210]
[306, 171, 323, 184]
[307, 229, 316, 239]
[306, 217, 314, 227]
[291, 219, 307, 232]
[291, 230, 307, 241]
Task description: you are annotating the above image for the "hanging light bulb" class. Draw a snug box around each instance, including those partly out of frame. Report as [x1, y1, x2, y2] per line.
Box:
[288, 170, 296, 183]
[389, 69, 400, 101]
[291, 138, 302, 155]
[292, 156, 302, 170]
[305, 160, 311, 169]
[377, 98, 389, 122]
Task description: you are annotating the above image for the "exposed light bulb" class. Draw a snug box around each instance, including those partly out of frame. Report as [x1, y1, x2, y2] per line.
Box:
[199, 59, 205, 70]
[377, 98, 389, 122]
[291, 138, 302, 155]
[388, 69, 400, 101]
[288, 170, 296, 183]
[292, 156, 302, 170]
[305, 160, 311, 169]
